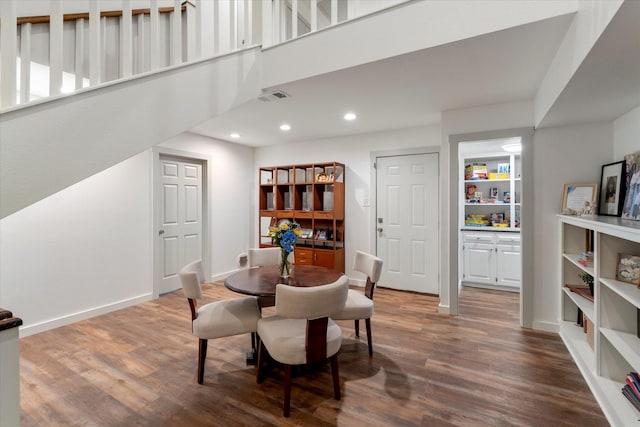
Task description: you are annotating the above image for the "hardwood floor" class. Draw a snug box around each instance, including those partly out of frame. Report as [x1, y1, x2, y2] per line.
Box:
[19, 284, 608, 426]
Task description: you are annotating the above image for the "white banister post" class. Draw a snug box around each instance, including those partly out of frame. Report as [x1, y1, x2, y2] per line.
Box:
[0, 311, 23, 427]
[273, 0, 281, 44]
[292, 0, 298, 39]
[150, 0, 159, 70]
[331, 0, 338, 25]
[0, 1, 17, 108]
[195, 0, 203, 58]
[137, 13, 145, 73]
[311, 0, 317, 32]
[49, 0, 64, 96]
[235, 0, 244, 48]
[121, 0, 132, 78]
[75, 19, 85, 90]
[20, 23, 32, 104]
[186, 1, 196, 60]
[89, 1, 101, 85]
[172, 0, 182, 65]
[245, 0, 253, 46]
[262, 0, 272, 48]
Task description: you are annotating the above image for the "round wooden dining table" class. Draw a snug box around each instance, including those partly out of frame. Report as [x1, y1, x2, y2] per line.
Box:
[224, 264, 344, 365]
[224, 264, 344, 305]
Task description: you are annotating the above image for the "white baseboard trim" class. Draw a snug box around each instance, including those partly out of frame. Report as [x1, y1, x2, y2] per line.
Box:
[532, 320, 559, 334]
[438, 303, 450, 314]
[19, 293, 154, 338]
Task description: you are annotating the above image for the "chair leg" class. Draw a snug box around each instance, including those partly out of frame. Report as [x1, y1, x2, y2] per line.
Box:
[365, 318, 373, 356]
[354, 319, 360, 337]
[283, 364, 292, 417]
[330, 355, 341, 400]
[256, 338, 265, 384]
[197, 339, 208, 384]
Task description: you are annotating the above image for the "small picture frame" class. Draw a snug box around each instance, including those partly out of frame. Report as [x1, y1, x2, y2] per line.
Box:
[622, 151, 640, 221]
[561, 183, 598, 215]
[616, 253, 640, 286]
[490, 187, 499, 199]
[598, 161, 625, 216]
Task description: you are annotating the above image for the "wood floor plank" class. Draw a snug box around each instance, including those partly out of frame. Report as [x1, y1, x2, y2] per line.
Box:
[19, 284, 607, 426]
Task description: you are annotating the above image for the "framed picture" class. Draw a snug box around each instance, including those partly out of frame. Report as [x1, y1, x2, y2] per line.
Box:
[598, 161, 626, 216]
[561, 183, 598, 215]
[616, 253, 640, 285]
[622, 151, 640, 221]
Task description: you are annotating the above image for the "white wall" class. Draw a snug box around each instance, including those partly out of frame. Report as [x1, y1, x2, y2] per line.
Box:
[254, 125, 441, 281]
[158, 132, 255, 280]
[614, 105, 640, 159]
[0, 132, 254, 336]
[531, 121, 613, 331]
[0, 151, 153, 336]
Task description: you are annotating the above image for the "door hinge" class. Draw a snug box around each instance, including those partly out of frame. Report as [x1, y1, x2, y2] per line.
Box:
[373, 162, 377, 169]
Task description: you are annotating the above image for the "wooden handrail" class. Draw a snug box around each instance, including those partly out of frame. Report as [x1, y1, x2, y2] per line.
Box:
[0, 308, 22, 332]
[16, 1, 195, 25]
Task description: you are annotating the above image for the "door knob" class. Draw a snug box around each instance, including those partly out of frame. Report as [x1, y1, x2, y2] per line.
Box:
[377, 227, 383, 232]
[159, 229, 165, 235]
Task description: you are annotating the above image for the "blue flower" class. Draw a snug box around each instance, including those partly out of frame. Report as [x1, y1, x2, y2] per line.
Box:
[281, 229, 297, 253]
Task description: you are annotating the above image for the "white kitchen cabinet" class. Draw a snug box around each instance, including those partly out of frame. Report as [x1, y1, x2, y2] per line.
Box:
[462, 231, 520, 291]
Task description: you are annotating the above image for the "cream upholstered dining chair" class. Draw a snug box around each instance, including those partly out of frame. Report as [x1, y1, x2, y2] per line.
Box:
[256, 275, 349, 417]
[179, 259, 261, 384]
[248, 247, 281, 267]
[331, 250, 383, 356]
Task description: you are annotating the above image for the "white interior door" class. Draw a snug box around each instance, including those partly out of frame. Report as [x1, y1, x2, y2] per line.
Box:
[376, 153, 439, 294]
[158, 156, 203, 294]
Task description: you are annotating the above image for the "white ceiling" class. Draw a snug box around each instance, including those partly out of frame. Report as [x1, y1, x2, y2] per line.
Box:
[189, 3, 639, 148]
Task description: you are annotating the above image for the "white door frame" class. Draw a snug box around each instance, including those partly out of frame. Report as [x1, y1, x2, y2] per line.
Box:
[448, 127, 533, 327]
[152, 147, 210, 298]
[370, 146, 441, 289]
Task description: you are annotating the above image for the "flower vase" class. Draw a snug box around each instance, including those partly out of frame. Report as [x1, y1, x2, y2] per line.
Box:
[279, 248, 291, 279]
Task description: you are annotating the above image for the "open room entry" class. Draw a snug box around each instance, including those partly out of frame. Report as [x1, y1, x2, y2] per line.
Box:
[449, 129, 533, 327]
[373, 150, 439, 294]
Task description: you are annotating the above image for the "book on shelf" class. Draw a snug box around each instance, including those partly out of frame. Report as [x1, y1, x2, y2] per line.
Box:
[577, 251, 593, 267]
[622, 373, 640, 413]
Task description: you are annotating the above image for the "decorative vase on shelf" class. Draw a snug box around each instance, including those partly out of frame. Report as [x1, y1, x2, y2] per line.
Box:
[279, 248, 291, 279]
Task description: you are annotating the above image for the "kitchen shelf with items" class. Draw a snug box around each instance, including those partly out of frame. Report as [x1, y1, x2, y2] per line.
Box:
[258, 162, 345, 272]
[559, 215, 640, 426]
[462, 154, 521, 231]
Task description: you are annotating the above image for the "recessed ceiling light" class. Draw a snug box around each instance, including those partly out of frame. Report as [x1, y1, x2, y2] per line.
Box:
[502, 143, 521, 153]
[344, 112, 357, 121]
[280, 124, 291, 131]
[230, 133, 240, 138]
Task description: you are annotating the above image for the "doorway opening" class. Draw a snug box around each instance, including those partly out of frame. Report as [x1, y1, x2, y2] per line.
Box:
[449, 128, 533, 327]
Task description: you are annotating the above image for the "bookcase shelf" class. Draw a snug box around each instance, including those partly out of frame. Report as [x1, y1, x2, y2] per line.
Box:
[258, 162, 345, 272]
[559, 215, 640, 426]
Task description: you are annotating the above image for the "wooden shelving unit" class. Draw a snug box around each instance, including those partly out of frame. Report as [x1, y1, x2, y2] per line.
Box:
[258, 162, 345, 272]
[559, 215, 640, 426]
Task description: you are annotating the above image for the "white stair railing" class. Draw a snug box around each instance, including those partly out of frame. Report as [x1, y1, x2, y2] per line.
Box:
[0, 0, 258, 110]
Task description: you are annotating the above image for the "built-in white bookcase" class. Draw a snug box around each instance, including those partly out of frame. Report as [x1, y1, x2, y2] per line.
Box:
[559, 215, 640, 426]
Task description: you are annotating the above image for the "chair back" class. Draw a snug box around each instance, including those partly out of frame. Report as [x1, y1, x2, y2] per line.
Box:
[180, 259, 205, 300]
[275, 275, 349, 320]
[248, 247, 281, 267]
[353, 251, 383, 299]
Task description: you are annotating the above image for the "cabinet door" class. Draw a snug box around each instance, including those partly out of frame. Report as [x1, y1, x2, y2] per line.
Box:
[462, 243, 495, 285]
[314, 249, 335, 269]
[496, 244, 521, 288]
[294, 248, 313, 265]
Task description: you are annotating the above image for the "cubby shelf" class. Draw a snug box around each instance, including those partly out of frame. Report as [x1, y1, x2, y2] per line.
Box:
[559, 214, 640, 426]
[258, 162, 345, 272]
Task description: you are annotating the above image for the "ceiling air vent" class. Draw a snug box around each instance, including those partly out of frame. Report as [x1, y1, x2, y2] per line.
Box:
[257, 90, 290, 102]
